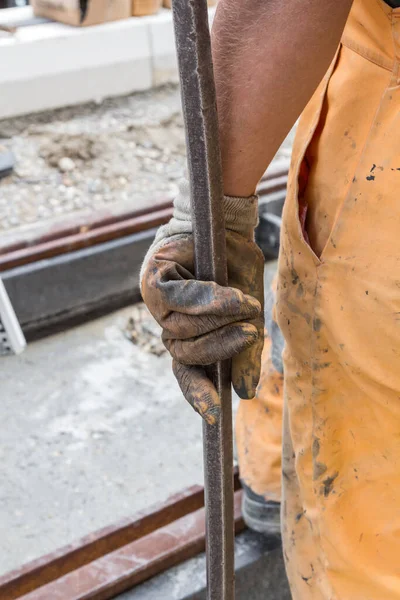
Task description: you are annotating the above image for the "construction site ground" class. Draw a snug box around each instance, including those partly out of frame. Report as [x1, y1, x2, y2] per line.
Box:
[0, 263, 275, 576]
[0, 85, 184, 249]
[0, 83, 294, 250]
[0, 85, 291, 578]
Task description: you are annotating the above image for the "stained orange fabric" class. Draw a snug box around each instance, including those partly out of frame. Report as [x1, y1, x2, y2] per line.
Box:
[275, 0, 400, 597]
[237, 0, 400, 597]
[236, 324, 283, 503]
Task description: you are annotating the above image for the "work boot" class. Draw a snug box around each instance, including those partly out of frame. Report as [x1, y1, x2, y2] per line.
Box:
[242, 483, 281, 539]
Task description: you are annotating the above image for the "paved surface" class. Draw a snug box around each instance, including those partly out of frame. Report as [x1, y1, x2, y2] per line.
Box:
[0, 263, 276, 576]
[0, 306, 204, 576]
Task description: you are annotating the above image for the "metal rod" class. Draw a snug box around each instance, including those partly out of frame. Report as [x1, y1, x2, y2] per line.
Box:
[171, 1, 235, 598]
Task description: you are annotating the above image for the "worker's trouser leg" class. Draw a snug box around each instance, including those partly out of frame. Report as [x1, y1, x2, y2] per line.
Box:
[236, 276, 284, 503]
[276, 1, 400, 598]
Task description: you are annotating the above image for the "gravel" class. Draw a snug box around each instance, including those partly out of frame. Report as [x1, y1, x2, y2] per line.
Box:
[0, 85, 186, 234]
[0, 84, 294, 244]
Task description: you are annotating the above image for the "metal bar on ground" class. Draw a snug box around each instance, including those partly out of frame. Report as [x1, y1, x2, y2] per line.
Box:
[0, 485, 205, 600]
[0, 469, 244, 600]
[0, 162, 288, 261]
[0, 207, 173, 272]
[171, 0, 234, 598]
[17, 494, 244, 600]
[0, 474, 243, 600]
[0, 168, 288, 340]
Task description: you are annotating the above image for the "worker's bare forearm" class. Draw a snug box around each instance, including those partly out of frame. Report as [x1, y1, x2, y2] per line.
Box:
[212, 0, 353, 196]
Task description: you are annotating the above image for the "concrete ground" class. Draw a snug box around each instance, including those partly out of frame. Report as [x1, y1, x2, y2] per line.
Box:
[0, 263, 276, 577]
[0, 305, 206, 576]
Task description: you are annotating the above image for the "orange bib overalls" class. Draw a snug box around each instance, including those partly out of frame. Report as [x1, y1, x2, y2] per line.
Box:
[238, 1, 400, 596]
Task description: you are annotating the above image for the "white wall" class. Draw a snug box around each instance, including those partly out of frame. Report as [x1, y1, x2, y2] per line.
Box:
[0, 6, 215, 119]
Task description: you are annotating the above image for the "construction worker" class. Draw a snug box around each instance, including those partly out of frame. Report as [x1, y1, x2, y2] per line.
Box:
[142, 0, 400, 597]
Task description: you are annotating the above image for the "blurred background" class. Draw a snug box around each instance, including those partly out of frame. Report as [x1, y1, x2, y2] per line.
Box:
[0, 0, 293, 592]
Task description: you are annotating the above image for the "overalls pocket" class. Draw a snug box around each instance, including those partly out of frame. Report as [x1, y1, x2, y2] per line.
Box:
[282, 48, 341, 265]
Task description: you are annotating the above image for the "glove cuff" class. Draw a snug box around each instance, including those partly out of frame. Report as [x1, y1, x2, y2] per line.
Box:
[140, 179, 259, 289]
[224, 194, 259, 238]
[171, 178, 259, 238]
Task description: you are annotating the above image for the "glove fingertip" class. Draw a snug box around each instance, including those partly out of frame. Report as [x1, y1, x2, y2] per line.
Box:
[203, 405, 220, 426]
[173, 361, 221, 425]
[231, 334, 263, 399]
[239, 323, 259, 343]
[232, 374, 259, 400]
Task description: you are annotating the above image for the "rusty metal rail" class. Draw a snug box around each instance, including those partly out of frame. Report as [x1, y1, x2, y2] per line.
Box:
[18, 494, 244, 600]
[0, 163, 288, 272]
[0, 206, 172, 272]
[0, 474, 242, 600]
[0, 164, 288, 339]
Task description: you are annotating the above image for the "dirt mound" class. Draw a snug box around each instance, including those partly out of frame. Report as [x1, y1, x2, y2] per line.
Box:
[39, 133, 101, 168]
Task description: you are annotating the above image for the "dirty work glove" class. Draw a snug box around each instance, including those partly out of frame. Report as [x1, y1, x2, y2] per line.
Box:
[141, 180, 264, 425]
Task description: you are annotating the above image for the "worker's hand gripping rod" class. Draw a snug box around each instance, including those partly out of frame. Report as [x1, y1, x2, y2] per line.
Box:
[171, 1, 235, 598]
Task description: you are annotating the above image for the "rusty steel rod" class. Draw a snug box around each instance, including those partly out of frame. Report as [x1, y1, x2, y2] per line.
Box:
[171, 1, 235, 598]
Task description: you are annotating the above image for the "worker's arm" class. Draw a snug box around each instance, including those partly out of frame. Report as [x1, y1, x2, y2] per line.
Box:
[213, 0, 353, 196]
[142, 0, 353, 422]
